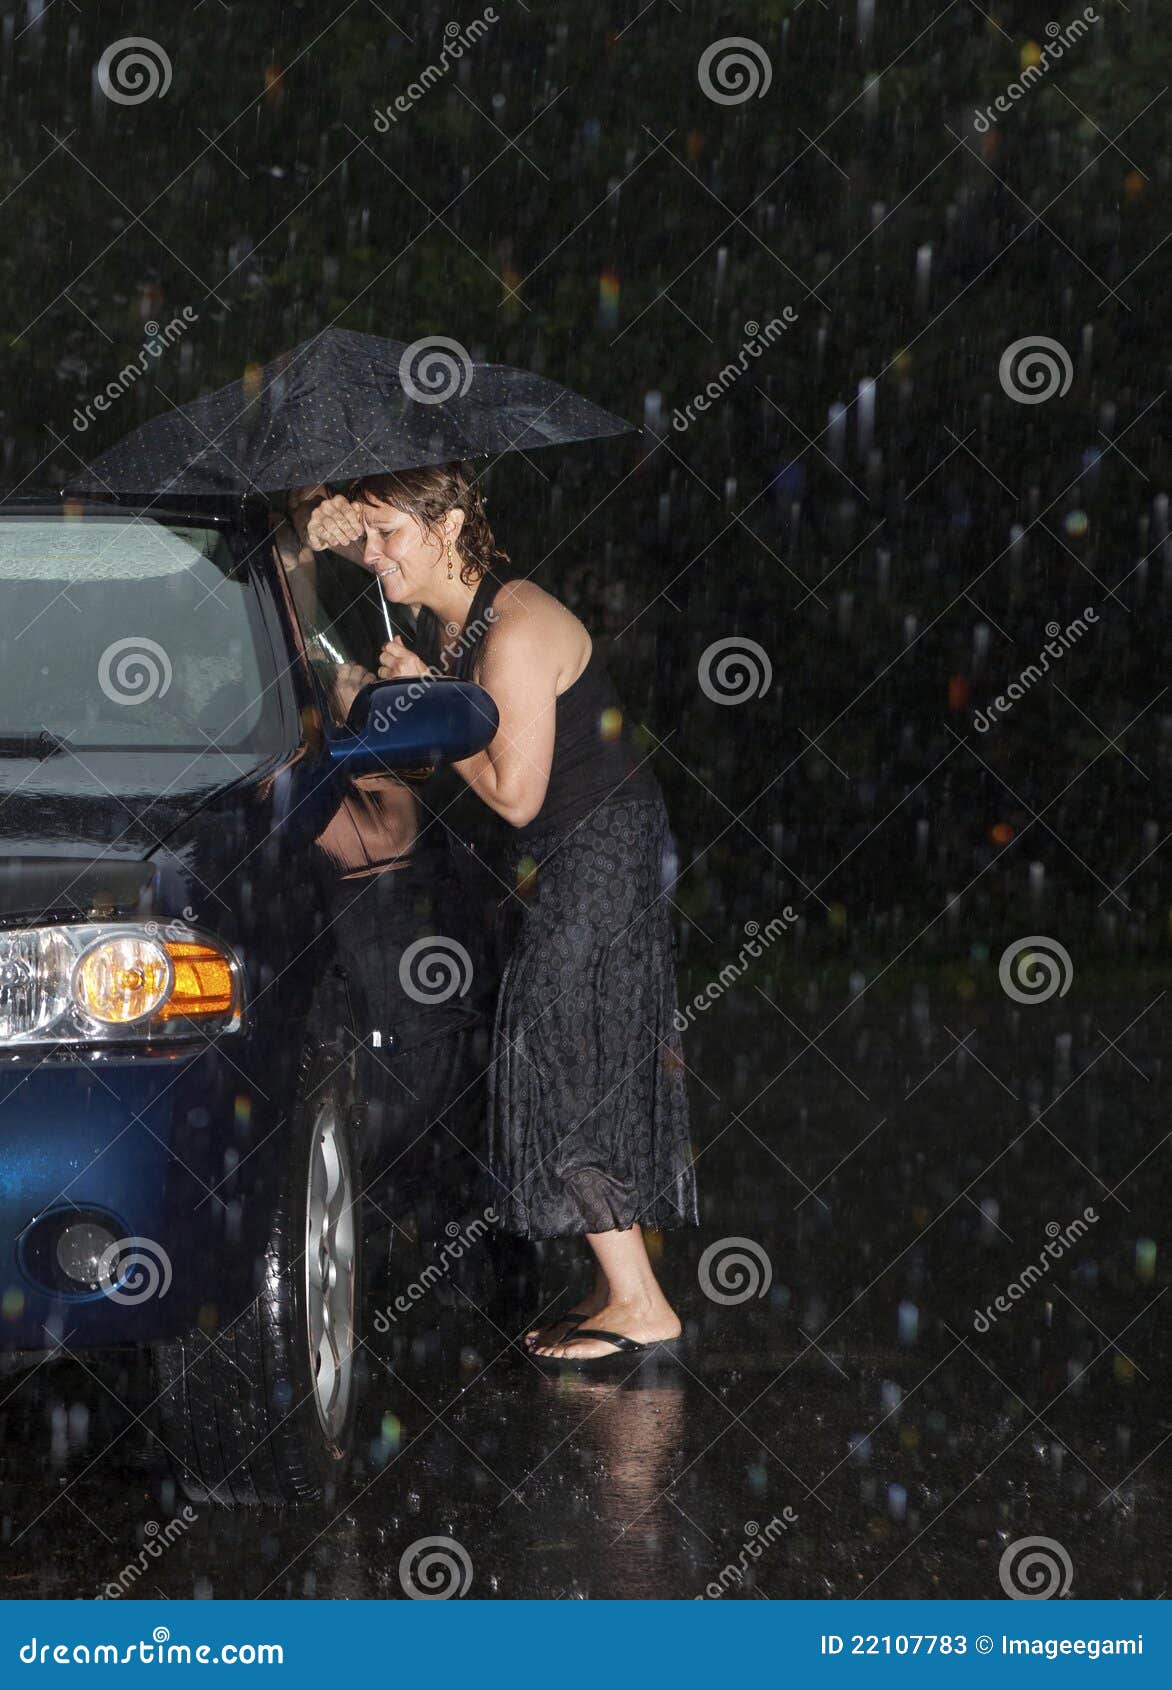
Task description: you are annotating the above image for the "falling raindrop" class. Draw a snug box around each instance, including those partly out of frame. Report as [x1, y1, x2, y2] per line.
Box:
[1055, 1031, 1072, 1082]
[862, 72, 880, 121]
[1134, 552, 1148, 602]
[915, 243, 932, 310]
[857, 377, 876, 460]
[827, 402, 847, 463]
[897, 1300, 918, 1345]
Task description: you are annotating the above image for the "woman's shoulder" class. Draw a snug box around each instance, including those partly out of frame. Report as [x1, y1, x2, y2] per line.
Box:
[484, 574, 586, 642]
[485, 573, 551, 616]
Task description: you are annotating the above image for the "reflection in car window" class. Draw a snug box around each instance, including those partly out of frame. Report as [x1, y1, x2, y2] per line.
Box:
[287, 549, 415, 728]
[0, 515, 282, 752]
[281, 546, 431, 875]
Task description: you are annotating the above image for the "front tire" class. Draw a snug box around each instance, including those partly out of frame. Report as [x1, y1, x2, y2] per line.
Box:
[151, 1026, 363, 1507]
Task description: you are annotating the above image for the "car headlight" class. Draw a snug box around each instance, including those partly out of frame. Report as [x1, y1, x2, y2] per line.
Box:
[0, 923, 244, 1046]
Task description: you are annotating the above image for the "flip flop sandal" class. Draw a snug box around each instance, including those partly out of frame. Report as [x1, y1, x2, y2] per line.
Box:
[523, 1310, 588, 1348]
[531, 1327, 680, 1373]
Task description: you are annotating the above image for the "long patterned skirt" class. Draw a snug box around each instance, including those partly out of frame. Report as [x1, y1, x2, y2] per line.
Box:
[484, 789, 699, 1240]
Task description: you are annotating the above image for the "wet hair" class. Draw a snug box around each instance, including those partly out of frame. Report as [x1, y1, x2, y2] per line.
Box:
[343, 461, 510, 587]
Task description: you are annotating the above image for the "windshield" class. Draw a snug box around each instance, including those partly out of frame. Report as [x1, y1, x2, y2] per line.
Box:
[0, 514, 283, 753]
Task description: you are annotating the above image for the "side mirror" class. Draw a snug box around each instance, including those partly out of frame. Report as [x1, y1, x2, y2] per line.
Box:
[330, 678, 498, 775]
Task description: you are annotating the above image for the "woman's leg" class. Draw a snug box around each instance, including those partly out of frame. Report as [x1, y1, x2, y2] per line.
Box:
[529, 1223, 682, 1358]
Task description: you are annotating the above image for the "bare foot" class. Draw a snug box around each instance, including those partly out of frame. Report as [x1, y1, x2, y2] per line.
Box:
[524, 1269, 608, 1349]
[530, 1294, 682, 1360]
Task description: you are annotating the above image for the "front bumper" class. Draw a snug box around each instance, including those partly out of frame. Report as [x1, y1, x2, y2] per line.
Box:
[0, 1039, 290, 1353]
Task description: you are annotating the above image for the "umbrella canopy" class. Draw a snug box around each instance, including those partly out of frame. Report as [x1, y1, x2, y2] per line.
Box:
[70, 328, 637, 498]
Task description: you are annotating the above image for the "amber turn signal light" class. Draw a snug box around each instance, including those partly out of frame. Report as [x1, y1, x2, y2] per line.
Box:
[160, 940, 239, 1019]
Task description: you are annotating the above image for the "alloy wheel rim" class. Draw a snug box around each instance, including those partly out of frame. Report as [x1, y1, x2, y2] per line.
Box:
[304, 1099, 356, 1444]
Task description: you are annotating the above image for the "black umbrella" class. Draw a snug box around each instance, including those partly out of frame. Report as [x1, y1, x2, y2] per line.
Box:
[70, 327, 638, 498]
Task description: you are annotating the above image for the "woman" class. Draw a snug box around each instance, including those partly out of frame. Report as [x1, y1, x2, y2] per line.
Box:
[291, 465, 698, 1368]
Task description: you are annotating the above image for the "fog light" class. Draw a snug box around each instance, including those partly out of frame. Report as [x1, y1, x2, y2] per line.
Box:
[55, 1220, 117, 1288]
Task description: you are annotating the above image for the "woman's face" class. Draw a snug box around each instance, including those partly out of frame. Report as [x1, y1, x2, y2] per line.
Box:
[358, 495, 459, 602]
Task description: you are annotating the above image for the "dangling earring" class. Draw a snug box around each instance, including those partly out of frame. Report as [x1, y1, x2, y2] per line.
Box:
[447, 541, 454, 581]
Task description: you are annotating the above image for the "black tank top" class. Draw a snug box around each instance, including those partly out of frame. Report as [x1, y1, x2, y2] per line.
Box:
[414, 569, 658, 838]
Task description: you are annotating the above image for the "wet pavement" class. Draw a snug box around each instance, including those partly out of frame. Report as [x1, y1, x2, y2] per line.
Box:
[3, 995, 1166, 1601]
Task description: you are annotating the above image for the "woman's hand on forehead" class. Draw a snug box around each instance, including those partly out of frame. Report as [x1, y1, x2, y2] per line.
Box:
[303, 493, 367, 552]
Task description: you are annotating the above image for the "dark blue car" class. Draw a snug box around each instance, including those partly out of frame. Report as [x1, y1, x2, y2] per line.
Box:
[0, 495, 498, 1505]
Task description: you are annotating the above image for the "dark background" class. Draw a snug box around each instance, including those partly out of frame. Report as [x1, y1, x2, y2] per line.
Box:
[4, 0, 1168, 990]
[0, 0, 1167, 1600]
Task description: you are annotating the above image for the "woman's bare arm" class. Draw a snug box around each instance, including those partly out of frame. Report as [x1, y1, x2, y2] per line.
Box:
[449, 586, 561, 828]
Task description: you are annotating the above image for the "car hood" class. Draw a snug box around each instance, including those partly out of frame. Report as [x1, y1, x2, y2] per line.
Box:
[0, 749, 277, 920]
[0, 749, 275, 856]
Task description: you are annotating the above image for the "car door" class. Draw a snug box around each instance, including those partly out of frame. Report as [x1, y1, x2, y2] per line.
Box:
[272, 535, 487, 1051]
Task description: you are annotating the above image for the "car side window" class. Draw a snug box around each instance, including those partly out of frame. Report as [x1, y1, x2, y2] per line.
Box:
[285, 548, 412, 728]
[276, 540, 428, 874]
